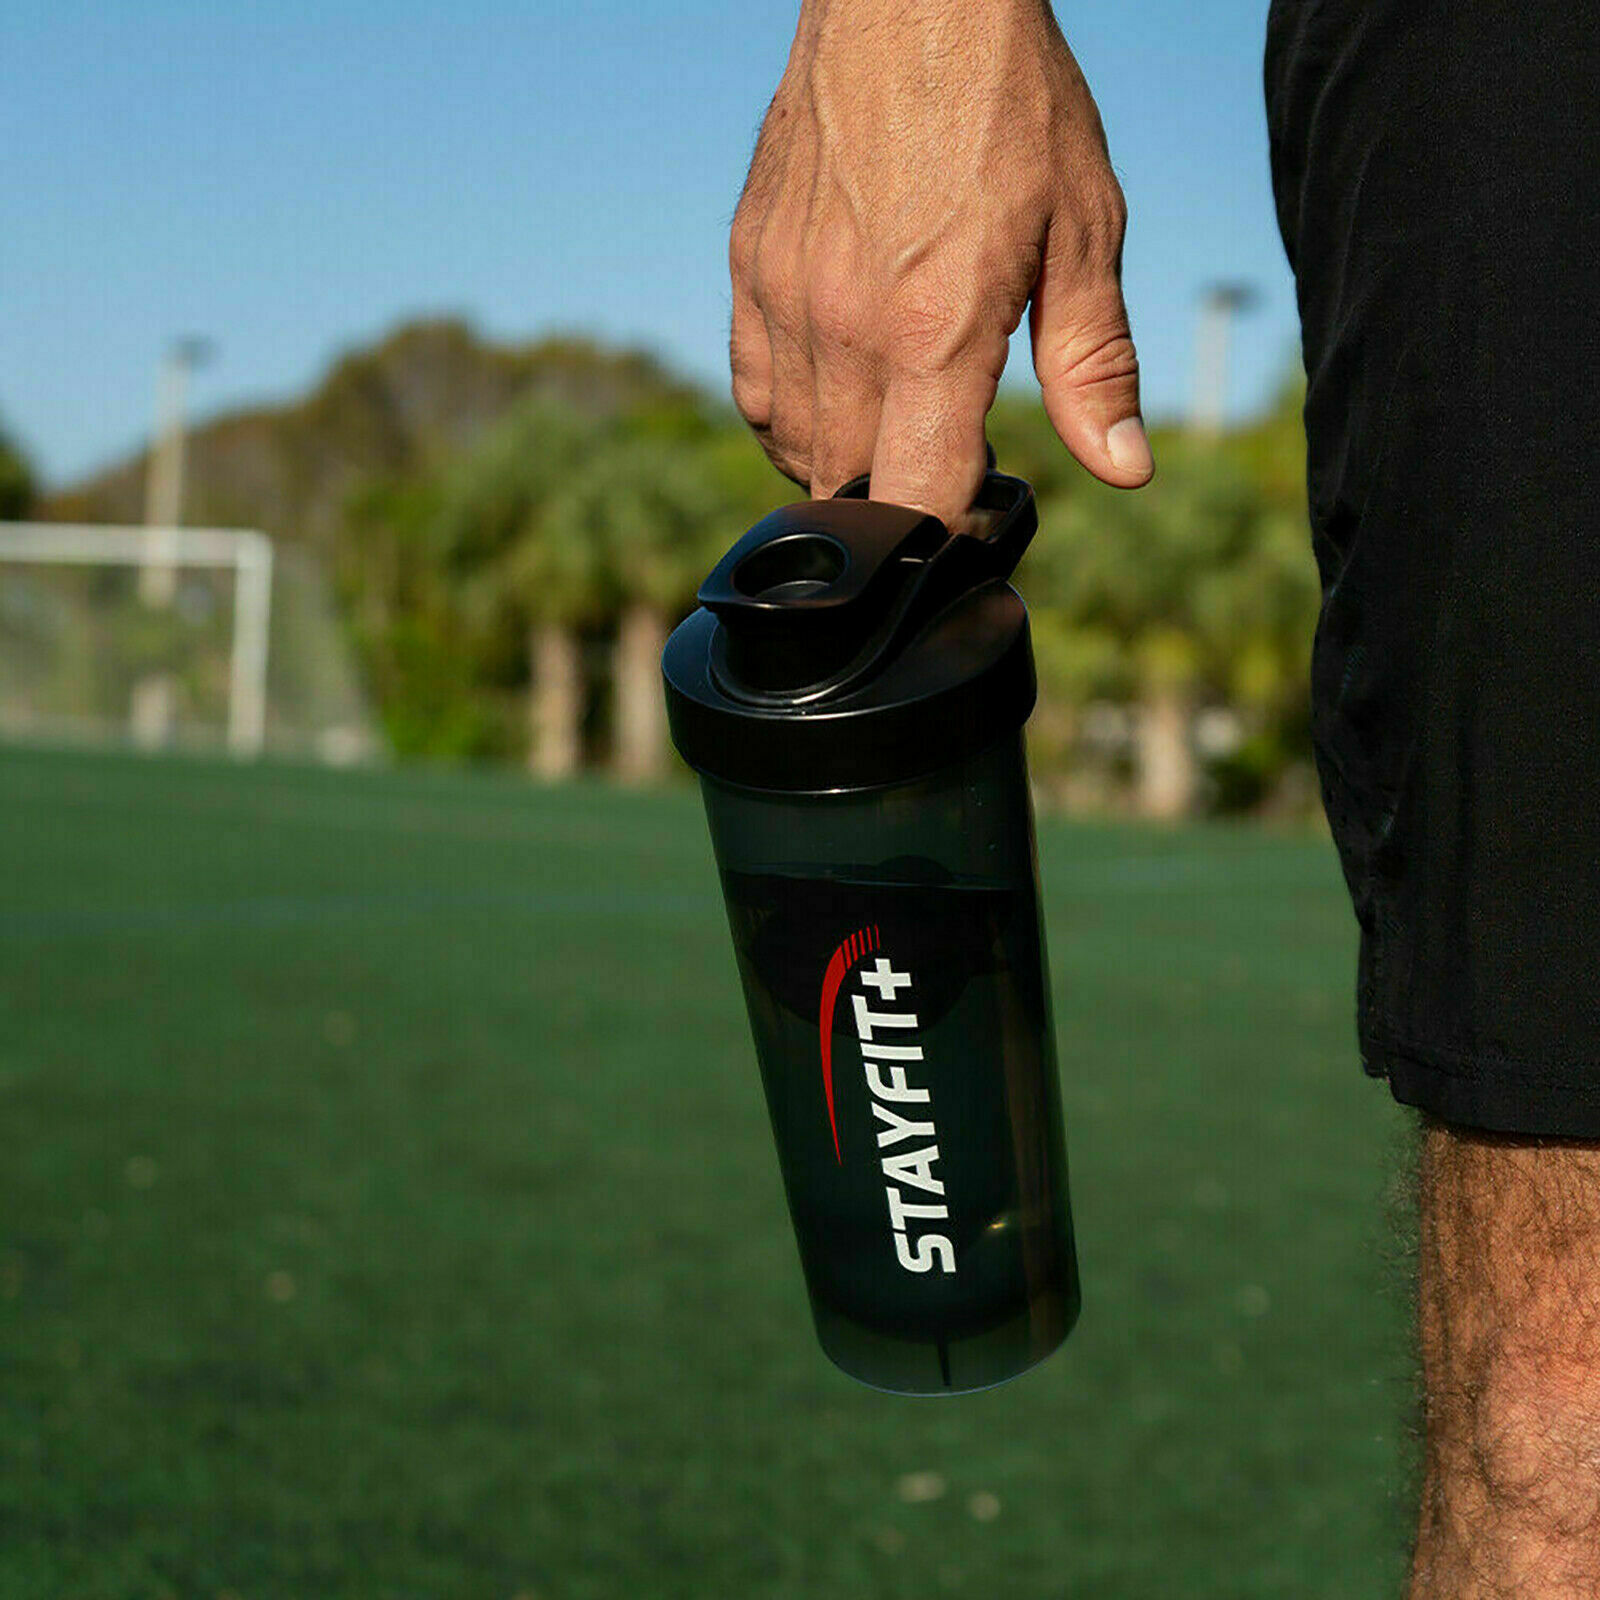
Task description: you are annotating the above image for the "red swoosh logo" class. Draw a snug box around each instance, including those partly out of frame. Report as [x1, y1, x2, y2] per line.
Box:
[818, 924, 880, 1163]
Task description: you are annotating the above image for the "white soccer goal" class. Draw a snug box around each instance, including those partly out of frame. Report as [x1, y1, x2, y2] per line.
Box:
[0, 522, 272, 756]
[0, 521, 381, 762]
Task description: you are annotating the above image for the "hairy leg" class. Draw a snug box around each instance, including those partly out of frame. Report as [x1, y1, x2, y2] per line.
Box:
[1410, 1116, 1600, 1598]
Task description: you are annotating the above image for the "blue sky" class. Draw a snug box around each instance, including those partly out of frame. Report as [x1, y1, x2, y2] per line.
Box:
[3, 0, 1296, 487]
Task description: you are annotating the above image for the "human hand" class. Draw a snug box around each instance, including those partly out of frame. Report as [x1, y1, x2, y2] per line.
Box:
[729, 0, 1151, 530]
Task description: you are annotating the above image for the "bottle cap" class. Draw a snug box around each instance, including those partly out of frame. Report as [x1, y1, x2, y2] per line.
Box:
[663, 471, 1039, 794]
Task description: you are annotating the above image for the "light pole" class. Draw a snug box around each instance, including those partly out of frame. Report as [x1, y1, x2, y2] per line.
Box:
[140, 335, 214, 604]
[1190, 282, 1259, 438]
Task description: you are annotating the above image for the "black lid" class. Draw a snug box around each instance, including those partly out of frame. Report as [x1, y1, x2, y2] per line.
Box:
[662, 470, 1039, 793]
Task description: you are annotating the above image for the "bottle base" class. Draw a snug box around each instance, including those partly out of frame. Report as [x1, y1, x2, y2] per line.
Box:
[810, 1283, 1081, 1397]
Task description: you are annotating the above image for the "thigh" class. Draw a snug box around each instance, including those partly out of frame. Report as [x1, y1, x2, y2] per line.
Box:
[1267, 0, 1600, 1135]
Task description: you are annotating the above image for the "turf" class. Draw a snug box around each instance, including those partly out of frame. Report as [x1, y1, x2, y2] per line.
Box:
[0, 743, 1417, 1598]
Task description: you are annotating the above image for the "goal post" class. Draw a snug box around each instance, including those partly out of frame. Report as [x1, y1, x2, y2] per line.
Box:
[0, 522, 273, 757]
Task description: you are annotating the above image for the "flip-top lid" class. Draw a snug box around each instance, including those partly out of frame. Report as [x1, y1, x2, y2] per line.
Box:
[662, 471, 1039, 793]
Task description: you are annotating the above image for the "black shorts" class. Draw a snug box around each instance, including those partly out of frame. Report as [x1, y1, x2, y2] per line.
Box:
[1265, 0, 1600, 1136]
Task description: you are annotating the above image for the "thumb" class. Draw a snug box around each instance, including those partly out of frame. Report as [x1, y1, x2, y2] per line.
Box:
[1030, 241, 1152, 488]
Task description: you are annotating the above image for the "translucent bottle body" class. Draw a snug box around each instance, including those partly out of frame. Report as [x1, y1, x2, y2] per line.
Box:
[702, 734, 1079, 1394]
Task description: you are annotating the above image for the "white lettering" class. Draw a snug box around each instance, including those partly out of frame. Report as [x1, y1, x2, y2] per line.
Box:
[853, 951, 956, 1275]
[851, 994, 919, 1038]
[881, 1143, 945, 1196]
[886, 1187, 949, 1230]
[895, 1232, 957, 1275]
[872, 1102, 936, 1148]
[859, 959, 914, 1001]
[860, 1041, 924, 1061]
[864, 1060, 930, 1103]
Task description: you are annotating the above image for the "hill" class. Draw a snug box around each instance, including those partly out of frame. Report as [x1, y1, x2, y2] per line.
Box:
[41, 318, 697, 544]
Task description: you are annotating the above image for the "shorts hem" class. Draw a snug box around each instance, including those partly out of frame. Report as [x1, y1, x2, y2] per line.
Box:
[1362, 1029, 1600, 1139]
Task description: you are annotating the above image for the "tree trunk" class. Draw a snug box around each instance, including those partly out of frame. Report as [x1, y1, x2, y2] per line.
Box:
[613, 603, 670, 785]
[1135, 691, 1197, 819]
[530, 622, 582, 780]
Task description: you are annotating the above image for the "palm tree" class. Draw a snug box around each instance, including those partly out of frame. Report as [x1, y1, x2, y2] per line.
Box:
[331, 377, 815, 783]
[517, 500, 608, 781]
[428, 402, 609, 778]
[546, 412, 783, 784]
[1025, 434, 1317, 817]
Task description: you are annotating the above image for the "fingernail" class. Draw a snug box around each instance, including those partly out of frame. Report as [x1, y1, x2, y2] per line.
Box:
[1106, 417, 1153, 478]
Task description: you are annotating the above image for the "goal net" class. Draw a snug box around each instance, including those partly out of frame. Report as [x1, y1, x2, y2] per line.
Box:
[0, 523, 381, 763]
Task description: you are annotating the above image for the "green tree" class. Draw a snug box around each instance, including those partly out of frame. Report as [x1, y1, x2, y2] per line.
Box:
[313, 335, 1319, 806]
[1025, 432, 1317, 816]
[541, 408, 784, 783]
[0, 419, 34, 519]
[429, 402, 612, 777]
[341, 393, 783, 779]
[1221, 365, 1308, 514]
[986, 392, 1095, 504]
[338, 474, 498, 760]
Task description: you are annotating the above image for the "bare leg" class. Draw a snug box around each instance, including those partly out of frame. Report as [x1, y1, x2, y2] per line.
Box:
[1411, 1116, 1600, 1597]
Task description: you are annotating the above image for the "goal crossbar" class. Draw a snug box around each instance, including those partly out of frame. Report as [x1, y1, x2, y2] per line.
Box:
[0, 522, 274, 757]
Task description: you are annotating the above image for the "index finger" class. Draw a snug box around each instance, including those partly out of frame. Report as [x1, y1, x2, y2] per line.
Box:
[868, 366, 996, 531]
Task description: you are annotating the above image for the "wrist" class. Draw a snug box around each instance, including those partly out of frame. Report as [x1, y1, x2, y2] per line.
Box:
[798, 0, 1054, 45]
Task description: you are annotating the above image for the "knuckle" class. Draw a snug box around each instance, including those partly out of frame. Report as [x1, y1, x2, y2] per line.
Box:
[810, 426, 870, 488]
[1055, 179, 1129, 273]
[1084, 180, 1129, 262]
[744, 417, 790, 471]
[981, 227, 1046, 306]
[752, 243, 804, 330]
[805, 244, 868, 352]
[762, 389, 812, 474]
[888, 302, 1010, 389]
[883, 284, 977, 373]
[729, 214, 760, 284]
[807, 460, 854, 501]
[765, 441, 810, 489]
[1101, 181, 1130, 241]
[730, 366, 770, 429]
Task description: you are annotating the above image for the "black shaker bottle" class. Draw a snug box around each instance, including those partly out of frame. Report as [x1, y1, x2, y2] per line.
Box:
[662, 470, 1078, 1395]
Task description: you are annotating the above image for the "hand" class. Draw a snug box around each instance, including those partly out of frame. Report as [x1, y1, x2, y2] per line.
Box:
[729, 0, 1152, 530]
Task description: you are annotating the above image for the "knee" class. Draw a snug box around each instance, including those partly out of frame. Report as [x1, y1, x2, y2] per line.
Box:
[1458, 1348, 1600, 1536]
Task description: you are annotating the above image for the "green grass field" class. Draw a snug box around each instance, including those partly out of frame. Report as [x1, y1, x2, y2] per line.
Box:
[1, 743, 1418, 1598]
